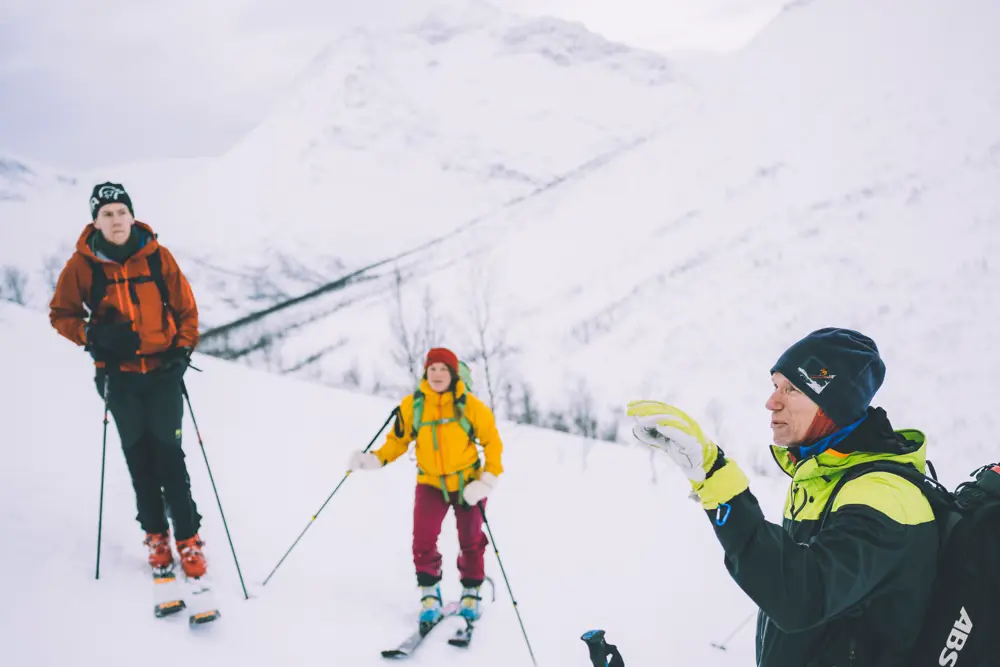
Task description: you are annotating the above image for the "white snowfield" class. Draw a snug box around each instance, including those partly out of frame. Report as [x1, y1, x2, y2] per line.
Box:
[2, 0, 998, 658]
[1, 0, 998, 443]
[3, 300, 796, 666]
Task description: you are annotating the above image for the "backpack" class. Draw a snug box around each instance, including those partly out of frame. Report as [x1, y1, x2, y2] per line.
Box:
[398, 361, 482, 501]
[82, 248, 175, 325]
[821, 459, 1000, 667]
[410, 385, 476, 442]
[458, 360, 474, 394]
[403, 359, 478, 442]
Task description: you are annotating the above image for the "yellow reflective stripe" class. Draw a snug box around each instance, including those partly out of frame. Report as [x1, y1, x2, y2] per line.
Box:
[696, 460, 749, 510]
[831, 471, 935, 525]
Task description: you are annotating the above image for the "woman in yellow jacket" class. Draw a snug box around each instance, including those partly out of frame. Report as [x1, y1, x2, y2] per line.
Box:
[348, 347, 504, 627]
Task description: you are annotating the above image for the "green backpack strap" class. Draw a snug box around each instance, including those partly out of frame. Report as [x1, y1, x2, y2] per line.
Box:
[453, 392, 477, 443]
[410, 389, 476, 442]
[411, 390, 425, 438]
[410, 388, 479, 503]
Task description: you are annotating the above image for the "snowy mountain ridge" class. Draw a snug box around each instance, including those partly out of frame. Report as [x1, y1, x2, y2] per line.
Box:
[1, 0, 998, 477]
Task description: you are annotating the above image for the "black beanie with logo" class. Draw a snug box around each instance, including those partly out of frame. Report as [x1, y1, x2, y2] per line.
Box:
[90, 182, 134, 219]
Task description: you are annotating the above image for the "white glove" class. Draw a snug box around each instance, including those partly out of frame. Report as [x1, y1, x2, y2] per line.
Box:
[626, 400, 719, 484]
[348, 451, 382, 472]
[463, 472, 498, 506]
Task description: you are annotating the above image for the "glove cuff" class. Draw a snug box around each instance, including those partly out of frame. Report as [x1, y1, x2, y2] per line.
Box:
[692, 459, 749, 510]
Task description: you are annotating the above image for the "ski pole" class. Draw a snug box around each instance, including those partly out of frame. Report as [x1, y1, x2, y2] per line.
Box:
[711, 610, 755, 650]
[262, 408, 398, 586]
[96, 373, 110, 580]
[479, 503, 538, 666]
[181, 380, 249, 600]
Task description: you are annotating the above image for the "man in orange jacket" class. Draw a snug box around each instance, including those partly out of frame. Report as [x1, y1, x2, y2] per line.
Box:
[349, 347, 504, 628]
[49, 182, 209, 579]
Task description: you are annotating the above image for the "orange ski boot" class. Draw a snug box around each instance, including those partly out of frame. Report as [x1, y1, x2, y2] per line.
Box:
[144, 532, 173, 570]
[176, 534, 208, 579]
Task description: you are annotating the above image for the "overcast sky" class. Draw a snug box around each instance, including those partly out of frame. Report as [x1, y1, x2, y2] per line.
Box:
[0, 0, 783, 171]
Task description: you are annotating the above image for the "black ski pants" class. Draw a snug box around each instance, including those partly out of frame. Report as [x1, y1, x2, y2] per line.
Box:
[95, 365, 201, 540]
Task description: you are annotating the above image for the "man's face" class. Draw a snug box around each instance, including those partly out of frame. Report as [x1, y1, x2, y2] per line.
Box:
[765, 372, 820, 446]
[426, 363, 453, 393]
[93, 203, 134, 245]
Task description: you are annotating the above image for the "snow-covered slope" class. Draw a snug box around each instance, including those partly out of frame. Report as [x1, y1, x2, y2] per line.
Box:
[1, 301, 778, 666]
[171, 0, 999, 475]
[171, 2, 687, 262]
[3, 0, 997, 477]
[0, 1, 690, 330]
[0, 155, 78, 203]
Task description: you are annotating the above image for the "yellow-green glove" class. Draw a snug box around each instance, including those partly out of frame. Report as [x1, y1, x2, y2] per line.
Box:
[626, 400, 720, 483]
[626, 400, 749, 510]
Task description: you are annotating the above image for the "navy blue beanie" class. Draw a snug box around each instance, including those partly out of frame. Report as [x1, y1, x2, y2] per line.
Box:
[770, 328, 886, 427]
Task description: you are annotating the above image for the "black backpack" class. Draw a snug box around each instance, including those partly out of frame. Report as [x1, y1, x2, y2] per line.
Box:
[822, 460, 1000, 667]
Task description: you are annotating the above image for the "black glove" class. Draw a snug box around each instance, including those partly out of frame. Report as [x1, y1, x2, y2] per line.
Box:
[160, 346, 193, 372]
[85, 321, 140, 362]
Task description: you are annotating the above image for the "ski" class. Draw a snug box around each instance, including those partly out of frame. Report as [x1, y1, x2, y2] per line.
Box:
[381, 601, 460, 659]
[448, 619, 475, 648]
[152, 567, 186, 618]
[185, 576, 221, 627]
[151, 566, 220, 626]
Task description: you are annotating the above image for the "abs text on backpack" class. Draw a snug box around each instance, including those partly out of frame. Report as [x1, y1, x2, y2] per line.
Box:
[822, 459, 1000, 666]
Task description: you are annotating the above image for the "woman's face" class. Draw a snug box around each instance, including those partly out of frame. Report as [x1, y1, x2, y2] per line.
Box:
[427, 363, 453, 393]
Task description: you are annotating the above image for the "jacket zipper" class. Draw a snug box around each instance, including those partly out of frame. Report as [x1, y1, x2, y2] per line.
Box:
[789, 485, 808, 520]
[435, 396, 447, 476]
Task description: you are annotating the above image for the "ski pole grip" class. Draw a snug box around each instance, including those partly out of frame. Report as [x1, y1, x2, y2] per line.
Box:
[581, 629, 609, 667]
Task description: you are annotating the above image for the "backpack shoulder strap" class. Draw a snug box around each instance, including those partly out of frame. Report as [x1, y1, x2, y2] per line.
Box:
[820, 460, 959, 529]
[454, 392, 477, 442]
[82, 255, 107, 320]
[146, 248, 175, 317]
[410, 390, 425, 438]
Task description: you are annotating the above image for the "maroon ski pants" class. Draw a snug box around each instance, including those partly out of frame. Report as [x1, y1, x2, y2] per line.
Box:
[413, 482, 489, 587]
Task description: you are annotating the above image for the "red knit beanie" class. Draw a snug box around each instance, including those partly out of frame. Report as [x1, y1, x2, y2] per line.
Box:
[424, 347, 459, 374]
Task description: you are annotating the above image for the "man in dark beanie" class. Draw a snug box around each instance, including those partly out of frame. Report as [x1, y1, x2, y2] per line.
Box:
[627, 328, 937, 666]
[49, 182, 212, 581]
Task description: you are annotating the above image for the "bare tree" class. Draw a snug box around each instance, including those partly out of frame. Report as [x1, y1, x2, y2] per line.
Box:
[502, 380, 517, 421]
[420, 286, 442, 352]
[547, 410, 570, 433]
[513, 382, 540, 425]
[568, 379, 599, 439]
[387, 268, 449, 391]
[43, 255, 65, 294]
[341, 360, 362, 389]
[388, 268, 423, 385]
[1, 266, 29, 305]
[462, 266, 516, 413]
[599, 420, 619, 443]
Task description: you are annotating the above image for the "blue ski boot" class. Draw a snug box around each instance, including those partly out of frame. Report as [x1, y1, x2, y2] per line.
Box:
[419, 585, 443, 633]
[459, 585, 482, 621]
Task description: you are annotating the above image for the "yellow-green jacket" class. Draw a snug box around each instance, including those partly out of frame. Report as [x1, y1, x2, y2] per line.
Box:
[375, 379, 503, 498]
[710, 407, 938, 666]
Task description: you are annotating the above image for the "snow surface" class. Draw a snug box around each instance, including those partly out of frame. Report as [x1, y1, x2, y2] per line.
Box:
[138, 0, 999, 466]
[1, 300, 794, 666]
